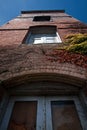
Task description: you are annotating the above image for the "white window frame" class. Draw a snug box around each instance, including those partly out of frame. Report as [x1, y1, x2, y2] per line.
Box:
[26, 32, 62, 44]
[0, 96, 86, 130]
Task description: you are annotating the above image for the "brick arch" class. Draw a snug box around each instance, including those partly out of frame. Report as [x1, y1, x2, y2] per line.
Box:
[1, 68, 86, 88]
[1, 64, 87, 96]
[0, 44, 86, 89]
[0, 43, 86, 90]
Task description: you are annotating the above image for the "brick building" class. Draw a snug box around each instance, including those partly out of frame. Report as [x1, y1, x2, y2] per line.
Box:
[0, 10, 87, 130]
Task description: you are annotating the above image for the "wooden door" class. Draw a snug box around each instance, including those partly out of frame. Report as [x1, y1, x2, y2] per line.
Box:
[0, 96, 86, 130]
[51, 101, 82, 130]
[7, 101, 37, 130]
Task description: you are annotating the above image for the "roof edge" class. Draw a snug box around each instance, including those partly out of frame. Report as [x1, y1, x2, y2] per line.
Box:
[21, 10, 65, 14]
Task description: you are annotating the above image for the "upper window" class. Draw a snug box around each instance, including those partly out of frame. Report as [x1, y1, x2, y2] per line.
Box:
[26, 33, 61, 44]
[24, 26, 62, 44]
[33, 16, 51, 21]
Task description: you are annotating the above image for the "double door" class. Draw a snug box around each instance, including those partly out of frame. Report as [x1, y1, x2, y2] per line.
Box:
[1, 96, 85, 130]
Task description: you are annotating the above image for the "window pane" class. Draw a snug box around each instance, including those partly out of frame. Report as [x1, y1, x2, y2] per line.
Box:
[33, 34, 42, 44]
[34, 38, 42, 44]
[27, 33, 62, 44]
[46, 37, 57, 43]
[27, 35, 34, 44]
[51, 101, 82, 130]
[7, 101, 37, 130]
[45, 34, 58, 43]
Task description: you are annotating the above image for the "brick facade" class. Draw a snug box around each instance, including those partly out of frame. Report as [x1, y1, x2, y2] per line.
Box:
[0, 10, 87, 90]
[0, 10, 87, 130]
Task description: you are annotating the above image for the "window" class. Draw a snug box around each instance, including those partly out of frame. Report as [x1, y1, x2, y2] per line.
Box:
[0, 96, 86, 130]
[33, 16, 51, 21]
[25, 26, 62, 44]
[26, 33, 61, 44]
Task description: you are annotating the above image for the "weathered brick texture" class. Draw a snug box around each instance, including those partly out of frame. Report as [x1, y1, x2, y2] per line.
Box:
[0, 44, 86, 87]
[0, 10, 87, 95]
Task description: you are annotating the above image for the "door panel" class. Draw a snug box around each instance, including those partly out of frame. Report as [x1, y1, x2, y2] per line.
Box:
[0, 96, 86, 130]
[51, 101, 82, 130]
[7, 101, 37, 130]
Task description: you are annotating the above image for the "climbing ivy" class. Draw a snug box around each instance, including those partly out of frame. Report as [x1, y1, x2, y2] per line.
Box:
[64, 33, 87, 55]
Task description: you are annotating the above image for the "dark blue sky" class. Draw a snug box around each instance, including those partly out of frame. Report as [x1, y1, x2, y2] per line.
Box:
[0, 0, 87, 26]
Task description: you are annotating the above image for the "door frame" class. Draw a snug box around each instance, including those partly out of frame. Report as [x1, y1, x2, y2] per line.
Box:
[0, 96, 87, 130]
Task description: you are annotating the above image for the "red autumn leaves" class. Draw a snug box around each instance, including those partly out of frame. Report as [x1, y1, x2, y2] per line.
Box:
[46, 49, 87, 68]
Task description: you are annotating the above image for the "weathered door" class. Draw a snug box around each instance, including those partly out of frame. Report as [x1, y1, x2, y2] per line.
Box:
[51, 101, 82, 130]
[1, 96, 86, 130]
[7, 101, 37, 130]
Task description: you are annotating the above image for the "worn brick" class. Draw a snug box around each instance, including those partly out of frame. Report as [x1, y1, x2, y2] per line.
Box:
[0, 10, 87, 95]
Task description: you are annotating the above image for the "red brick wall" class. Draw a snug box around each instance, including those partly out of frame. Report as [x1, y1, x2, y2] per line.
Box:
[0, 44, 86, 86]
[0, 11, 87, 95]
[0, 30, 27, 46]
[0, 11, 87, 46]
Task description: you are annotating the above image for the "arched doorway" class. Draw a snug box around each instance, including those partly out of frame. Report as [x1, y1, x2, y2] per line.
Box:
[0, 74, 87, 130]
